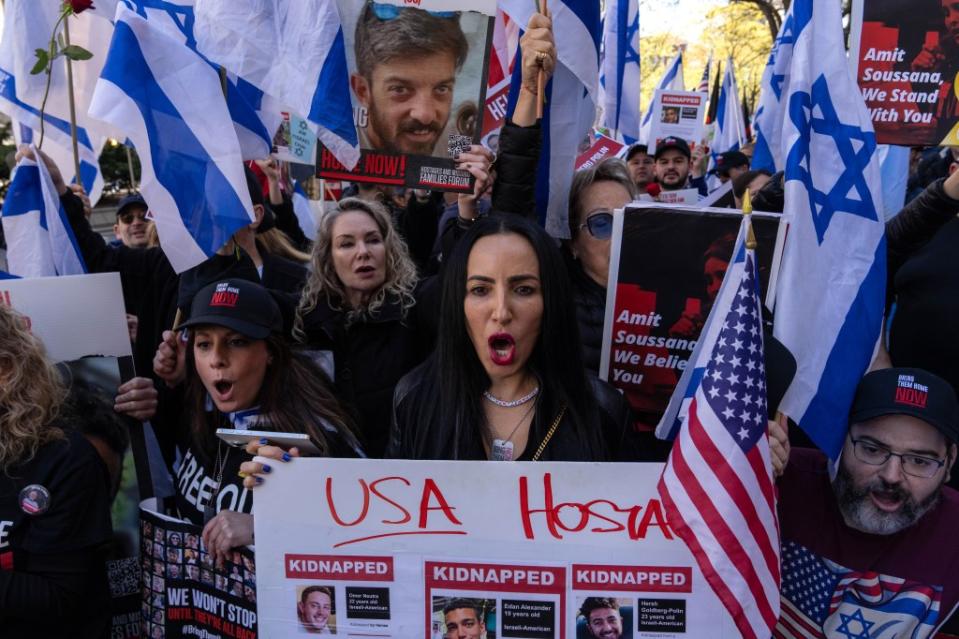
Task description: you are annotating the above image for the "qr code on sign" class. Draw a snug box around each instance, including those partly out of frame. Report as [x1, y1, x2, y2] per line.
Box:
[447, 134, 473, 158]
[107, 556, 142, 598]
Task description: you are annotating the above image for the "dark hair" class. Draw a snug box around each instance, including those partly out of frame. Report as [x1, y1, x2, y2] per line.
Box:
[731, 169, 772, 200]
[579, 597, 620, 619]
[64, 378, 129, 457]
[185, 334, 361, 462]
[567, 158, 636, 238]
[625, 144, 648, 162]
[409, 214, 604, 459]
[443, 598, 483, 620]
[704, 232, 737, 263]
[301, 585, 333, 604]
[354, 4, 468, 79]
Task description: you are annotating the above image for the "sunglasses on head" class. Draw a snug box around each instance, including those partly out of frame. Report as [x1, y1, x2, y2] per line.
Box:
[119, 211, 148, 225]
[578, 211, 614, 240]
[369, 1, 455, 20]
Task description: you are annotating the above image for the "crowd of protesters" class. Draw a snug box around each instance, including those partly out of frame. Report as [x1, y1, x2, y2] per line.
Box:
[1, 8, 959, 639]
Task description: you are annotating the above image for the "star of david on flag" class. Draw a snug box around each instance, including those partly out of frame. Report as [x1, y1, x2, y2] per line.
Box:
[659, 214, 780, 639]
[777, 541, 943, 639]
[772, 0, 886, 461]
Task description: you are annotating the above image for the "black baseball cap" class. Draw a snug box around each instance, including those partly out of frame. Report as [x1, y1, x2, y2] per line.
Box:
[626, 144, 649, 161]
[116, 194, 147, 218]
[712, 151, 750, 177]
[654, 137, 691, 160]
[850, 368, 959, 443]
[180, 279, 282, 339]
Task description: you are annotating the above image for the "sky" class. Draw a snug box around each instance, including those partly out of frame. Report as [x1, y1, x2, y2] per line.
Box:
[639, 0, 726, 42]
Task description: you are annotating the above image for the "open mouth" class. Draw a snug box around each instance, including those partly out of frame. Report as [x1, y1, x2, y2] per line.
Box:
[355, 265, 376, 277]
[488, 333, 516, 366]
[212, 379, 235, 402]
[869, 489, 904, 512]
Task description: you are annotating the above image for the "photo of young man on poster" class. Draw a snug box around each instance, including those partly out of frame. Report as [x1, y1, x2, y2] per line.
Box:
[297, 585, 337, 635]
[435, 597, 494, 639]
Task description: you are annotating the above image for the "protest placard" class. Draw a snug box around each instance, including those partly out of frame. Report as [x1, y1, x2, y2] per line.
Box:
[599, 205, 780, 433]
[273, 112, 318, 166]
[575, 133, 626, 171]
[646, 91, 707, 154]
[139, 501, 257, 639]
[252, 459, 738, 638]
[317, 0, 496, 193]
[850, 0, 959, 145]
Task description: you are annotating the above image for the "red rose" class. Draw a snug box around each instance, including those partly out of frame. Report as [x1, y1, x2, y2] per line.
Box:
[65, 0, 95, 13]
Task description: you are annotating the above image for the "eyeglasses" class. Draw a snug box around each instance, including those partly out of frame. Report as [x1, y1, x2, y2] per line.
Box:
[848, 435, 946, 479]
[578, 211, 614, 240]
[119, 211, 148, 225]
[370, 2, 455, 20]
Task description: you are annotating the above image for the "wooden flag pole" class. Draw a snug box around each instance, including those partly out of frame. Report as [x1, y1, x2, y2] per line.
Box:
[536, 0, 548, 120]
[62, 18, 83, 188]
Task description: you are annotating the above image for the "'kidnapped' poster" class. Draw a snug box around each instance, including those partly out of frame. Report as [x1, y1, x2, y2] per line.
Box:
[318, 0, 496, 193]
[851, 0, 959, 145]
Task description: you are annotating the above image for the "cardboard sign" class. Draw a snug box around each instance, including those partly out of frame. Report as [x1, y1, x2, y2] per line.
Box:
[253, 459, 738, 638]
[273, 112, 318, 165]
[647, 91, 707, 154]
[140, 502, 257, 639]
[600, 205, 781, 433]
[850, 0, 959, 145]
[575, 134, 627, 171]
[655, 188, 700, 205]
[318, 0, 496, 193]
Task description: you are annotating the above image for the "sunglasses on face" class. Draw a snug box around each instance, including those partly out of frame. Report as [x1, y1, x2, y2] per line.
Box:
[119, 211, 148, 225]
[578, 211, 614, 240]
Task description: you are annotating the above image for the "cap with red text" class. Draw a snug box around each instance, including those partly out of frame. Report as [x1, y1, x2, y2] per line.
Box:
[849, 368, 959, 443]
[180, 279, 282, 340]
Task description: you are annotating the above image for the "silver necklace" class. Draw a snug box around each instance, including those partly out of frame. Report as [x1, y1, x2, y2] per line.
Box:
[202, 441, 230, 524]
[483, 385, 540, 408]
[490, 402, 536, 462]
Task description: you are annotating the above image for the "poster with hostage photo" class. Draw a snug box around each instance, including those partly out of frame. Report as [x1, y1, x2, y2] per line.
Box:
[851, 0, 959, 145]
[318, 0, 496, 192]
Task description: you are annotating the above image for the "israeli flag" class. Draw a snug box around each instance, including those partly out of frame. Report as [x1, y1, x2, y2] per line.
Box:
[502, 0, 601, 239]
[600, 0, 640, 143]
[194, 0, 360, 170]
[639, 50, 684, 144]
[292, 180, 318, 242]
[706, 59, 746, 191]
[752, 4, 799, 173]
[89, 5, 255, 273]
[0, 148, 87, 278]
[773, 0, 886, 459]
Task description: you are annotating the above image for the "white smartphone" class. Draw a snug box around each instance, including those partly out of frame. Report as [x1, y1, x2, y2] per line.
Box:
[215, 428, 322, 456]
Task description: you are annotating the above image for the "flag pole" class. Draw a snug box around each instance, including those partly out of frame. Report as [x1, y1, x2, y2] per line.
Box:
[536, 0, 548, 120]
[125, 146, 137, 191]
[62, 18, 83, 189]
[742, 190, 757, 249]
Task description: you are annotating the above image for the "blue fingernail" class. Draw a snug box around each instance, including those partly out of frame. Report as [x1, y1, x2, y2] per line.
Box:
[259, 437, 269, 445]
[262, 465, 272, 473]
[282, 452, 291, 462]
[255, 476, 264, 484]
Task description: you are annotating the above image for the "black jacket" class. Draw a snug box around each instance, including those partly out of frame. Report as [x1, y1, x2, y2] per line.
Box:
[298, 292, 430, 458]
[567, 253, 607, 375]
[387, 362, 646, 462]
[886, 177, 959, 402]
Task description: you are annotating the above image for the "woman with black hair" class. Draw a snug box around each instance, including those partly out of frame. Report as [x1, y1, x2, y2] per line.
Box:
[386, 215, 642, 461]
[119, 278, 362, 561]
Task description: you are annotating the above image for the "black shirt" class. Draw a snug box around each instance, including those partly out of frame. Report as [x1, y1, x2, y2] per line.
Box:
[0, 428, 113, 638]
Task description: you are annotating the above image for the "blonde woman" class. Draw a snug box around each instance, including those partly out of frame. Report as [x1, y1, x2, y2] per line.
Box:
[0, 304, 114, 638]
[292, 197, 426, 457]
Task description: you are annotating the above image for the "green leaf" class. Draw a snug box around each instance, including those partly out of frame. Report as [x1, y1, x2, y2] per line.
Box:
[30, 49, 49, 75]
[62, 45, 93, 61]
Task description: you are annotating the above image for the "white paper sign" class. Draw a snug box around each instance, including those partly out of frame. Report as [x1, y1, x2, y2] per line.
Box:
[0, 272, 131, 361]
[253, 459, 738, 638]
[647, 90, 708, 154]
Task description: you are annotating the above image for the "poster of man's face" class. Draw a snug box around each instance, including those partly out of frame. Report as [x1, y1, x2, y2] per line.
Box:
[322, 0, 495, 192]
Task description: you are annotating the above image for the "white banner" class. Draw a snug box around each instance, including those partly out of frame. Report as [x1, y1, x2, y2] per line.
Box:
[253, 459, 738, 637]
[647, 90, 708, 154]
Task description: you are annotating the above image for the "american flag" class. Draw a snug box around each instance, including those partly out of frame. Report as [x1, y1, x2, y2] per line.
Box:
[658, 235, 781, 639]
[697, 55, 712, 93]
[777, 541, 943, 638]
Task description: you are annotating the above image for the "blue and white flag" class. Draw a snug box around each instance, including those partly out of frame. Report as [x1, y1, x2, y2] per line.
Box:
[10, 119, 105, 206]
[707, 58, 747, 191]
[292, 180, 318, 242]
[0, 148, 87, 278]
[773, 0, 886, 459]
[599, 0, 640, 143]
[752, 4, 799, 173]
[502, 0, 601, 238]
[194, 0, 360, 170]
[89, 5, 255, 273]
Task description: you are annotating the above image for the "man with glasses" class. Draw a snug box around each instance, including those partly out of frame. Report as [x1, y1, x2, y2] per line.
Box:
[775, 367, 959, 636]
[351, 3, 469, 156]
[112, 194, 153, 249]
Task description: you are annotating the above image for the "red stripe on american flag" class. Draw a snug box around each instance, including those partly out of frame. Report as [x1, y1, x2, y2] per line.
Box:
[681, 403, 780, 630]
[657, 475, 754, 637]
[777, 597, 825, 638]
[666, 426, 776, 636]
[688, 412, 781, 584]
[747, 434, 777, 515]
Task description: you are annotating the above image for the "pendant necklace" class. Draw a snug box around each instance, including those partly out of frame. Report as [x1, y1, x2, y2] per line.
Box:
[490, 402, 537, 461]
